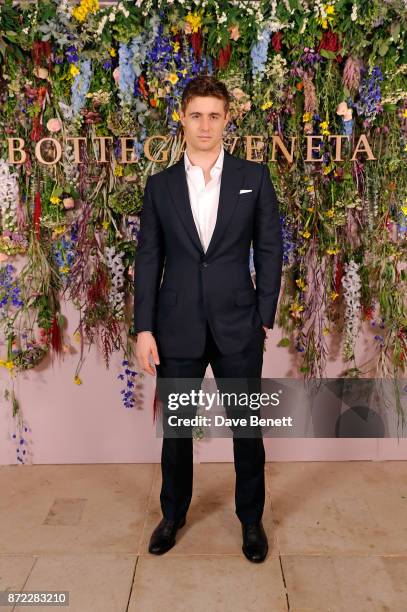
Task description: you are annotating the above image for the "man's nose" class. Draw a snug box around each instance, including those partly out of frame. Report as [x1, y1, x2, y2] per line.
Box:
[200, 118, 210, 131]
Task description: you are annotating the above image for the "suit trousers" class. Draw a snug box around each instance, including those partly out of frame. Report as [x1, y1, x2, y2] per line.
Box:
[155, 321, 266, 524]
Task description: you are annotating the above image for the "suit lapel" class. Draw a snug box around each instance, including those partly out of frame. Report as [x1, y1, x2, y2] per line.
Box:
[166, 149, 245, 257]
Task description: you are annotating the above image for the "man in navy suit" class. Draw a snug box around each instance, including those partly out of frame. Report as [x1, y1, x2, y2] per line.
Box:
[134, 75, 283, 562]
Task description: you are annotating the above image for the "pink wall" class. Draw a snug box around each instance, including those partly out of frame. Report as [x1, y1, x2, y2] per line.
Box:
[1, 299, 406, 465]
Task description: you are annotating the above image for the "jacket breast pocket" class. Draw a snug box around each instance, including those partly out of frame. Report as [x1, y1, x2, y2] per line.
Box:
[158, 289, 177, 307]
[237, 191, 254, 203]
[235, 288, 256, 306]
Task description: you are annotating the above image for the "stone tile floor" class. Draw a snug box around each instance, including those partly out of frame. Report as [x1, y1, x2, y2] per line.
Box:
[0, 461, 406, 611]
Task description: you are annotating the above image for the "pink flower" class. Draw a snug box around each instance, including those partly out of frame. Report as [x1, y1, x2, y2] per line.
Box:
[229, 24, 240, 41]
[63, 197, 75, 210]
[232, 87, 245, 100]
[46, 118, 62, 133]
[113, 67, 120, 83]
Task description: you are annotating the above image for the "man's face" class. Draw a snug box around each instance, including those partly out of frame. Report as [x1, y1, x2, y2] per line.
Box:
[180, 96, 230, 151]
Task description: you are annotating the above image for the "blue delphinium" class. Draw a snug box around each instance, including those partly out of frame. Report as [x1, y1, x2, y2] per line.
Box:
[354, 65, 383, 120]
[118, 42, 136, 107]
[251, 27, 271, 79]
[0, 264, 23, 319]
[12, 423, 30, 464]
[51, 224, 78, 286]
[117, 359, 138, 408]
[71, 59, 92, 117]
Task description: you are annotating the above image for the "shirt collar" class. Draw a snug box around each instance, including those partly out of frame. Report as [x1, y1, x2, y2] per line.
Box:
[184, 145, 224, 177]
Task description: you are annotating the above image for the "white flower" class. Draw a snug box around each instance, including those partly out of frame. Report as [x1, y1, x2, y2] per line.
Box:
[341, 260, 362, 361]
[0, 159, 19, 232]
[104, 246, 125, 318]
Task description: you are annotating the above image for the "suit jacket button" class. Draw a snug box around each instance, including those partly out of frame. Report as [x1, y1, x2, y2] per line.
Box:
[202, 262, 208, 268]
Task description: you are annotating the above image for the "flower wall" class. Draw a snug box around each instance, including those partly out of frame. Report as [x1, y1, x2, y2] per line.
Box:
[0, 0, 406, 457]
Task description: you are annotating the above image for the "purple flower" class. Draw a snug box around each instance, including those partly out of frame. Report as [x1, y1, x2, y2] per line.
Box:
[354, 65, 383, 120]
[301, 48, 323, 66]
[118, 360, 138, 408]
[66, 45, 79, 64]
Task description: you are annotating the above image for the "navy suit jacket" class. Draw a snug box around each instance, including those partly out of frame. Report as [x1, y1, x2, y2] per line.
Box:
[134, 149, 283, 358]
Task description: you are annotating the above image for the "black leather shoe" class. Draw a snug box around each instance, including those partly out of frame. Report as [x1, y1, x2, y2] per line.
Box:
[148, 516, 186, 555]
[241, 520, 268, 563]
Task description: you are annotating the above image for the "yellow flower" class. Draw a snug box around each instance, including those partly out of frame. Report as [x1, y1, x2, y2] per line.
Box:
[303, 112, 312, 122]
[72, 0, 98, 22]
[321, 18, 328, 29]
[109, 47, 116, 57]
[172, 41, 180, 53]
[323, 164, 334, 175]
[170, 25, 179, 35]
[261, 100, 273, 110]
[74, 376, 82, 385]
[102, 220, 110, 230]
[70, 64, 80, 78]
[289, 302, 304, 318]
[320, 120, 330, 135]
[325, 5, 335, 15]
[73, 331, 81, 343]
[300, 230, 311, 239]
[330, 291, 339, 301]
[114, 165, 123, 177]
[402, 109, 407, 118]
[180, 68, 188, 77]
[326, 246, 340, 255]
[166, 72, 179, 85]
[59, 265, 70, 274]
[306, 185, 315, 193]
[172, 110, 180, 122]
[295, 278, 308, 291]
[54, 225, 66, 236]
[72, 6, 88, 22]
[325, 209, 335, 218]
[185, 11, 202, 33]
[307, 206, 314, 212]
[401, 205, 407, 216]
[50, 195, 61, 205]
[323, 327, 330, 336]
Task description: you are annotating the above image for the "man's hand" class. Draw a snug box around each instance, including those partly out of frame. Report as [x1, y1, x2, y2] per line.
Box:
[136, 331, 160, 375]
[262, 325, 269, 336]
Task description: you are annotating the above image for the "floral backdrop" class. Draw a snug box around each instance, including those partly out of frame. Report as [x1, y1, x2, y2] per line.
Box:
[0, 0, 406, 461]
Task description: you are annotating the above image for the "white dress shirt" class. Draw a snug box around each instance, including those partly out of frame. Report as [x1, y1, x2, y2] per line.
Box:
[184, 145, 224, 253]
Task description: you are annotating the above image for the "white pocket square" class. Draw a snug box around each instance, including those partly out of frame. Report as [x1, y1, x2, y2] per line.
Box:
[239, 189, 252, 194]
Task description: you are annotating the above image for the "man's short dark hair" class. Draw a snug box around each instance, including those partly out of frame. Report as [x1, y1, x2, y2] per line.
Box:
[181, 75, 230, 115]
